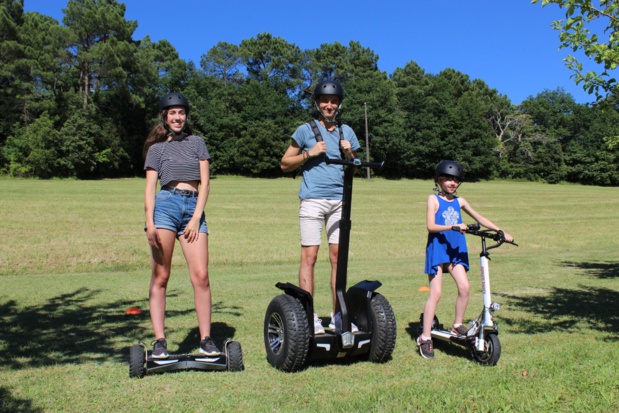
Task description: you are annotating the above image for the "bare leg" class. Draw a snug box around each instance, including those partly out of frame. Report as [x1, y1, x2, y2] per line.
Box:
[328, 243, 339, 312]
[449, 264, 470, 326]
[422, 268, 443, 338]
[149, 229, 177, 339]
[179, 233, 212, 339]
[299, 245, 319, 296]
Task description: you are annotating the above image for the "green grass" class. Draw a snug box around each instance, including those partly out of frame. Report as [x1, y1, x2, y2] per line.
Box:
[1, 176, 617, 412]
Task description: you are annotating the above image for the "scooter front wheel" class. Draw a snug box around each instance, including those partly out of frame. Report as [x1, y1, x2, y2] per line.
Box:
[470, 333, 501, 366]
[264, 294, 310, 372]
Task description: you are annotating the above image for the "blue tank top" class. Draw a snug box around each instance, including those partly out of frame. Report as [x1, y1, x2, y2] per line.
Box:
[424, 194, 469, 275]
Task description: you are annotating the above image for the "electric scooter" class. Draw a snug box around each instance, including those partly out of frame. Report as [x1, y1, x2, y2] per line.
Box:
[419, 224, 518, 365]
[128, 338, 244, 378]
[264, 157, 397, 372]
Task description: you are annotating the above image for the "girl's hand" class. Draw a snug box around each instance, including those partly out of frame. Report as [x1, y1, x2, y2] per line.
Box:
[146, 225, 160, 249]
[501, 231, 514, 243]
[183, 218, 200, 242]
[451, 223, 468, 233]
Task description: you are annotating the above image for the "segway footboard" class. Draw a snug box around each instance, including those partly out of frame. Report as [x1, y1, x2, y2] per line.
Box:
[129, 339, 243, 377]
[310, 331, 374, 360]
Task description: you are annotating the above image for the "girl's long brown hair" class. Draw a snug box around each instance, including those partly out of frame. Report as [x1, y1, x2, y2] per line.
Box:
[143, 109, 194, 157]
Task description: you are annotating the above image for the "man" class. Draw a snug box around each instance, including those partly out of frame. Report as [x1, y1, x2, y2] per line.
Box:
[280, 80, 360, 334]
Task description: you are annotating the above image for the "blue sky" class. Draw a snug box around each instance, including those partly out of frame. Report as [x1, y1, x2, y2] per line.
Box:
[24, 0, 597, 104]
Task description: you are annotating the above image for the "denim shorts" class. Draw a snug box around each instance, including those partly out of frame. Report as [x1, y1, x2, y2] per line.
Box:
[299, 199, 342, 246]
[153, 189, 208, 235]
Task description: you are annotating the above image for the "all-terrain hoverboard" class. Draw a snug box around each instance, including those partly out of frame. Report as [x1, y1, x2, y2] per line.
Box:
[128, 338, 244, 378]
[264, 157, 397, 372]
[419, 223, 518, 365]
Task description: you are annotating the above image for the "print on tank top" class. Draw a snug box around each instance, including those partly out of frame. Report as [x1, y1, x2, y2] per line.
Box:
[442, 205, 460, 226]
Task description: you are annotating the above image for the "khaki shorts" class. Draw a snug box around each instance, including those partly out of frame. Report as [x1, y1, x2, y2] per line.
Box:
[299, 199, 342, 246]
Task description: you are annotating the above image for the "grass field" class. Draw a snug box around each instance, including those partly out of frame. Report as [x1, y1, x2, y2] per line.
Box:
[0, 176, 617, 412]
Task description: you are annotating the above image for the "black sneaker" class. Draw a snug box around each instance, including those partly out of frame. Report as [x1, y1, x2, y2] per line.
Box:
[451, 325, 469, 336]
[416, 336, 434, 359]
[199, 337, 221, 356]
[151, 338, 169, 359]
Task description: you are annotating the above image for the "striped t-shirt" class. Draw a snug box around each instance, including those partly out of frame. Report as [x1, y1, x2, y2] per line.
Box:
[144, 134, 211, 186]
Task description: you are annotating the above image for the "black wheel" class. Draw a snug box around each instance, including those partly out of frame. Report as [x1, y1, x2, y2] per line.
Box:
[470, 333, 501, 366]
[226, 341, 244, 372]
[264, 294, 310, 372]
[129, 345, 146, 378]
[367, 293, 397, 363]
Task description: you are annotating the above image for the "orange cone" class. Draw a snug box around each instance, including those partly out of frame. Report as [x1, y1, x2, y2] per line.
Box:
[417, 286, 430, 292]
[125, 306, 142, 315]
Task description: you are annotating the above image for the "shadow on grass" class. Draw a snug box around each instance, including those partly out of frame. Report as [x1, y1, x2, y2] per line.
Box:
[497, 286, 619, 341]
[0, 287, 243, 370]
[561, 260, 619, 279]
[0, 386, 43, 413]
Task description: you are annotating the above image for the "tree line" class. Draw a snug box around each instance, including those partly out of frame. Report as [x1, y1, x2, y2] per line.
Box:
[1, 0, 618, 185]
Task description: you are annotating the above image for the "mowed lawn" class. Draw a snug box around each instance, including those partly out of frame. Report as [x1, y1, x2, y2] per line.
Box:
[0, 176, 617, 412]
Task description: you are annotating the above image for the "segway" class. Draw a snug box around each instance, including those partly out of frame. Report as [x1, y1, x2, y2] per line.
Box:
[129, 338, 244, 378]
[264, 157, 397, 372]
[419, 224, 518, 365]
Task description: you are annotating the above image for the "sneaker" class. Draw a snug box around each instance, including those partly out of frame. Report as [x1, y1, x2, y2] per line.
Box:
[313, 313, 325, 335]
[151, 338, 169, 359]
[416, 336, 434, 359]
[199, 337, 221, 356]
[329, 312, 359, 333]
[452, 324, 469, 336]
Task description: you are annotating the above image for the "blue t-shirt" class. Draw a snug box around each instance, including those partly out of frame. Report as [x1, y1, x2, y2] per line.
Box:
[292, 122, 360, 200]
[424, 194, 469, 275]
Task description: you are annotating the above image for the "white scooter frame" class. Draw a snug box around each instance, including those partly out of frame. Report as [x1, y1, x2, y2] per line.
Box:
[419, 224, 517, 365]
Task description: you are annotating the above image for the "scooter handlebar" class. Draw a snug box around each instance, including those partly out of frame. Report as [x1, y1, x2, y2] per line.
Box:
[326, 157, 385, 169]
[459, 224, 518, 248]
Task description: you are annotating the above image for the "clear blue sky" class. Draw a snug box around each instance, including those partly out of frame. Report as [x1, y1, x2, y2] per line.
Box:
[23, 0, 596, 104]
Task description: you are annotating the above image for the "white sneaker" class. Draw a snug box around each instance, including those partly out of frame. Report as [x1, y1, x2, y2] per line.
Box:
[329, 312, 359, 333]
[313, 313, 325, 335]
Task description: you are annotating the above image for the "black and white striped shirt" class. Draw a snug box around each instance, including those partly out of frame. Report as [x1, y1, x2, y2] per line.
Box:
[144, 135, 210, 186]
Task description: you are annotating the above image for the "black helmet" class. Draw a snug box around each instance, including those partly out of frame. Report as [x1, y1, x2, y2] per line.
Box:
[434, 160, 464, 181]
[313, 80, 344, 101]
[159, 93, 189, 113]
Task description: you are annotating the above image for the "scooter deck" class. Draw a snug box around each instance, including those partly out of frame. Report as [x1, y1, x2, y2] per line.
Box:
[146, 353, 227, 373]
[311, 330, 373, 359]
[431, 329, 470, 345]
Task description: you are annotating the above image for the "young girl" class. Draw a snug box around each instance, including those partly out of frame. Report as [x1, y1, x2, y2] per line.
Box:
[417, 160, 513, 359]
[143, 92, 220, 359]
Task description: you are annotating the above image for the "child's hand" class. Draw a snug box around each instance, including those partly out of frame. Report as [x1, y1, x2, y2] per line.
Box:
[451, 223, 468, 233]
[501, 231, 514, 243]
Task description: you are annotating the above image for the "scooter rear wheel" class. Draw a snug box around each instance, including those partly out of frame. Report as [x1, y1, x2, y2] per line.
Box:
[264, 294, 310, 372]
[129, 345, 145, 378]
[470, 333, 501, 366]
[367, 293, 397, 363]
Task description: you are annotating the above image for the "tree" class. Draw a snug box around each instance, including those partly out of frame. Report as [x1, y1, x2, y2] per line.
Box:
[533, 0, 619, 100]
[0, 0, 25, 142]
[240, 33, 304, 96]
[200, 42, 244, 85]
[63, 0, 137, 108]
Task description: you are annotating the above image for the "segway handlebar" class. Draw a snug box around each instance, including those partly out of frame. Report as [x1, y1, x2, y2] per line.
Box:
[452, 223, 519, 249]
[326, 157, 385, 169]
